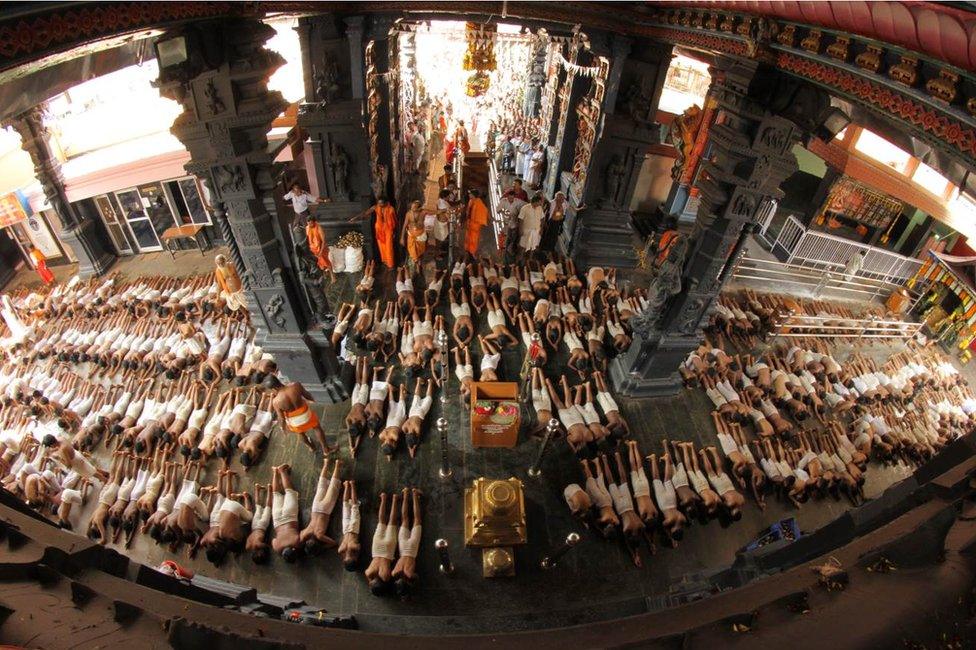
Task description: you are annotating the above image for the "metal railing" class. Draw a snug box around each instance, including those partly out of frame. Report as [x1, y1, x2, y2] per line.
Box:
[770, 215, 923, 285]
[753, 198, 779, 248]
[453, 147, 465, 201]
[731, 256, 918, 303]
[486, 157, 504, 250]
[771, 313, 923, 341]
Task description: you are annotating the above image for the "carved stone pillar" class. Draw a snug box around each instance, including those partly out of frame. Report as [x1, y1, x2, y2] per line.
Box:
[297, 15, 374, 243]
[561, 39, 670, 267]
[523, 37, 547, 117]
[5, 106, 115, 277]
[345, 16, 366, 100]
[155, 18, 344, 401]
[611, 59, 801, 396]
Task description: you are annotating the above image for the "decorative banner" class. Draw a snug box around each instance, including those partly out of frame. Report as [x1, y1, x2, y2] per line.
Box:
[0, 191, 29, 228]
[556, 53, 603, 78]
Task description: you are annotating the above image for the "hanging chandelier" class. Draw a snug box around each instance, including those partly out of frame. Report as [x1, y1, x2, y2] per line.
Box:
[463, 22, 497, 97]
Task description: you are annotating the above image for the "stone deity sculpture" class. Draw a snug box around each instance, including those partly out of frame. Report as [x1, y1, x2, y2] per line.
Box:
[330, 143, 350, 199]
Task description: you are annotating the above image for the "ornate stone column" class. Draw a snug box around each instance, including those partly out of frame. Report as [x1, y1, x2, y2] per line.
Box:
[523, 36, 547, 117]
[155, 18, 344, 401]
[611, 59, 800, 396]
[4, 105, 115, 277]
[297, 16, 375, 230]
[561, 38, 670, 267]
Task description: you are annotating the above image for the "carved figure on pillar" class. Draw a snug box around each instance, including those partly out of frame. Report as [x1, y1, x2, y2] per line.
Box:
[204, 79, 226, 115]
[619, 80, 652, 125]
[370, 161, 388, 200]
[604, 155, 626, 207]
[668, 105, 703, 180]
[643, 234, 687, 325]
[314, 59, 340, 107]
[330, 143, 350, 199]
[295, 242, 332, 324]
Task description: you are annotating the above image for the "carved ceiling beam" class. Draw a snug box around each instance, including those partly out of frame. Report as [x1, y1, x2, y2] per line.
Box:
[636, 8, 976, 171]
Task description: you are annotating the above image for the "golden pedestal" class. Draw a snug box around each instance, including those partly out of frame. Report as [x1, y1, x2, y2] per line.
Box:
[464, 477, 527, 577]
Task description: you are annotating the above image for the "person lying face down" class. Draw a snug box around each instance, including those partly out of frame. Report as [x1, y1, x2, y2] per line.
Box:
[403, 378, 433, 458]
[449, 289, 474, 348]
[602, 451, 645, 567]
[392, 487, 423, 597]
[238, 392, 274, 470]
[346, 357, 370, 456]
[579, 457, 619, 538]
[300, 457, 342, 556]
[87, 452, 125, 545]
[648, 450, 686, 546]
[338, 480, 362, 571]
[245, 483, 272, 565]
[546, 376, 595, 454]
[270, 464, 302, 563]
[483, 295, 519, 350]
[364, 366, 393, 438]
[365, 491, 400, 595]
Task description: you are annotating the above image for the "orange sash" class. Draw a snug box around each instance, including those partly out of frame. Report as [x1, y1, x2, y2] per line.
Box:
[284, 403, 319, 433]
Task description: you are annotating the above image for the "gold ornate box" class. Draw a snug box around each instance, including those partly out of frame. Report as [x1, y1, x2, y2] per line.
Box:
[464, 478, 527, 577]
[464, 478, 527, 547]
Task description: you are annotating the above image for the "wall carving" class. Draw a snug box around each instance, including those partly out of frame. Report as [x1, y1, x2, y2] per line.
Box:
[211, 163, 251, 199]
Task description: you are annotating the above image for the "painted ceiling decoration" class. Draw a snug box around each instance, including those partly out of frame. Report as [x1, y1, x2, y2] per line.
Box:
[655, 1, 976, 72]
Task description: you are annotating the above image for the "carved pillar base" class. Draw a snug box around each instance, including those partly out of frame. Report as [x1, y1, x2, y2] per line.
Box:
[259, 330, 347, 403]
[565, 115, 660, 269]
[609, 331, 698, 397]
[61, 218, 115, 278]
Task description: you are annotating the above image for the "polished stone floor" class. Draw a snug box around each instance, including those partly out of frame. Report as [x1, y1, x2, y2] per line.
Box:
[0, 186, 934, 633]
[42, 250, 919, 634]
[5, 247, 227, 291]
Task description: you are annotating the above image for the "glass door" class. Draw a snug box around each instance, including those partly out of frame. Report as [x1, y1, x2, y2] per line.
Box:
[137, 182, 179, 240]
[164, 176, 212, 225]
[115, 187, 163, 252]
[94, 194, 134, 255]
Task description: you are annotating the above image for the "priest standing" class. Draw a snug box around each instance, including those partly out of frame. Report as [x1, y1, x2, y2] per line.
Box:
[464, 189, 490, 256]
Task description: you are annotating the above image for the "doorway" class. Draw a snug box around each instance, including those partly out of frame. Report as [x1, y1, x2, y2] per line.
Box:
[94, 193, 135, 255]
[114, 187, 166, 252]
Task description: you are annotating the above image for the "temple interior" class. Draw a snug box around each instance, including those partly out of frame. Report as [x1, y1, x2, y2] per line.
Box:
[3, 3, 976, 649]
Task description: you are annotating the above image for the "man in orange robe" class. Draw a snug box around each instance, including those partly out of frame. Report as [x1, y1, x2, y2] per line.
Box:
[464, 189, 489, 256]
[372, 197, 397, 269]
[305, 215, 332, 272]
[28, 247, 54, 284]
[349, 196, 397, 269]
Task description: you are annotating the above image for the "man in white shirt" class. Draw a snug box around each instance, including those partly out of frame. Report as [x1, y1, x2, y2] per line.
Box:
[517, 195, 545, 254]
[497, 190, 526, 258]
[842, 250, 866, 282]
[282, 183, 328, 225]
[410, 125, 426, 172]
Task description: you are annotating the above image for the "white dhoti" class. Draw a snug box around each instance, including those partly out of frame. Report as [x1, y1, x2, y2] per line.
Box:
[222, 290, 248, 312]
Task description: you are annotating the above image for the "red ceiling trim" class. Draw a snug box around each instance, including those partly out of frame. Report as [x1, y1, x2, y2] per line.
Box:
[0, 2, 233, 60]
[638, 25, 751, 58]
[778, 51, 976, 162]
[653, 1, 976, 72]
